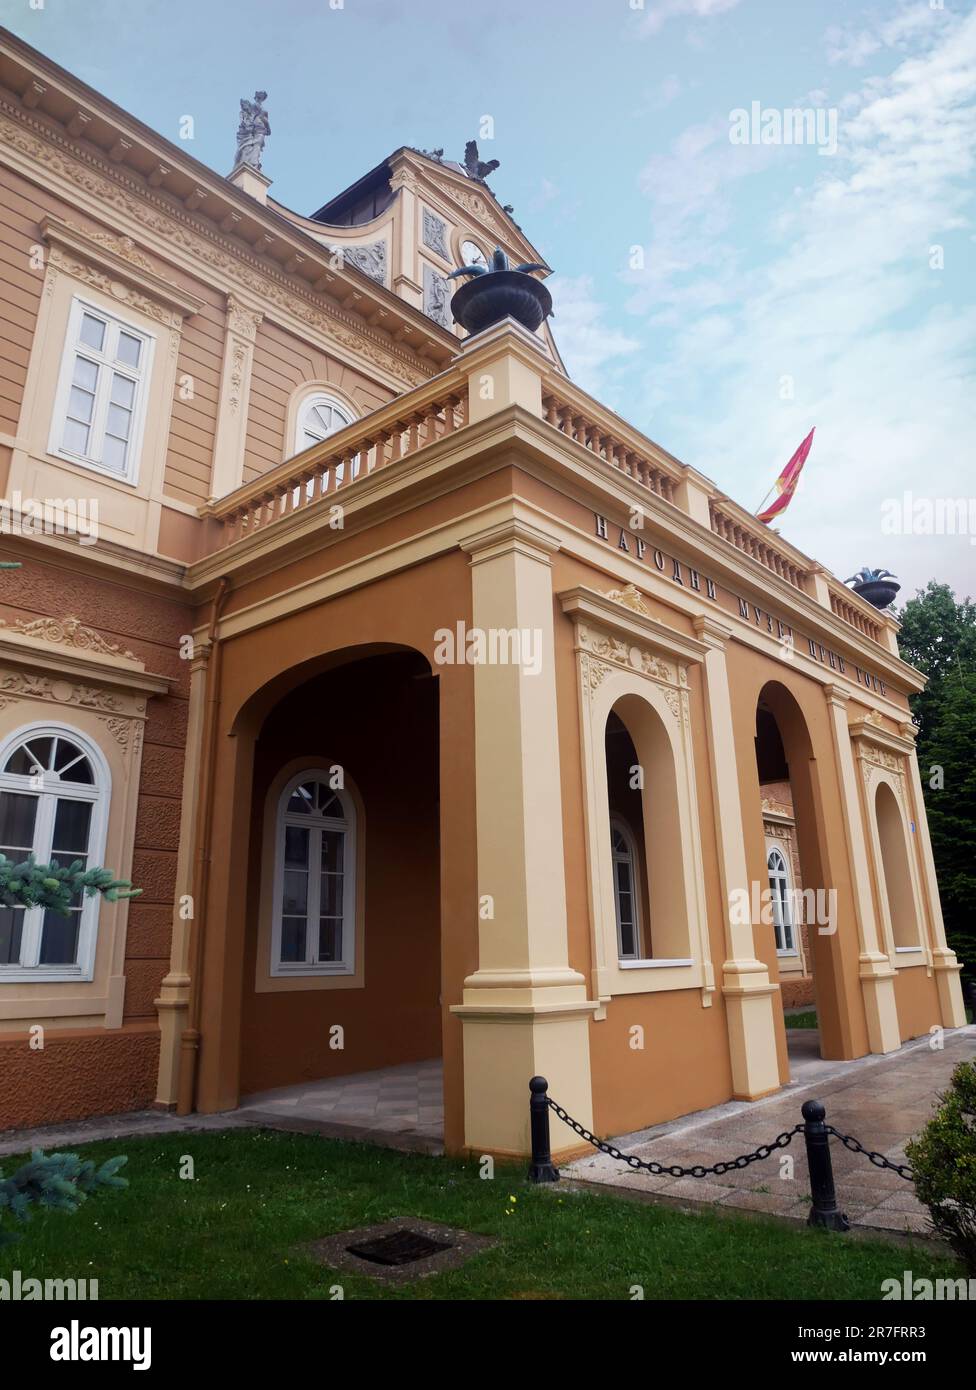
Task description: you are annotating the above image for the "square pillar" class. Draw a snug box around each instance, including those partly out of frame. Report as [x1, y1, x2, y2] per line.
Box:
[693, 617, 780, 1099]
[450, 517, 596, 1159]
[824, 686, 900, 1053]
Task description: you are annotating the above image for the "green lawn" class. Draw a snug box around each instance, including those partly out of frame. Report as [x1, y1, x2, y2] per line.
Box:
[785, 1009, 818, 1029]
[0, 1129, 960, 1300]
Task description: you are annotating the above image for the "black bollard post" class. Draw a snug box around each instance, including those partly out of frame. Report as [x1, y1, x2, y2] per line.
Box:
[802, 1099, 850, 1232]
[527, 1076, 560, 1183]
[963, 976, 976, 1022]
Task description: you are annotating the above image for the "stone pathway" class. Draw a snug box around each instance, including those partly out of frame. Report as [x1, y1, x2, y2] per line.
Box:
[563, 1027, 975, 1236]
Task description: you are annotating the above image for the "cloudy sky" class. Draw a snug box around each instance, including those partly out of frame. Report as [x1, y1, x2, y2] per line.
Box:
[5, 0, 973, 599]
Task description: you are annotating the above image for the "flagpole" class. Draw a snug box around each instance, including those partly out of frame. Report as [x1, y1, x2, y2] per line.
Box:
[755, 482, 777, 517]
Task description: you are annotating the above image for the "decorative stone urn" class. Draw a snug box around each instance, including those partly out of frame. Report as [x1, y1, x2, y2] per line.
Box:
[846, 567, 901, 608]
[448, 246, 552, 336]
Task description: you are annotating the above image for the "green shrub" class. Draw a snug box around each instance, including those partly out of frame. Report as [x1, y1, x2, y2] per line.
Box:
[0, 1150, 127, 1246]
[906, 1061, 976, 1274]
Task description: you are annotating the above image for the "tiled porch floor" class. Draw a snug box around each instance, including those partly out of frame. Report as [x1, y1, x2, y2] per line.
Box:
[237, 1058, 445, 1154]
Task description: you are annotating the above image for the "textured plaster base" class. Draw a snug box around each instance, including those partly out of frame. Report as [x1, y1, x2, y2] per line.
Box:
[0, 1022, 160, 1131]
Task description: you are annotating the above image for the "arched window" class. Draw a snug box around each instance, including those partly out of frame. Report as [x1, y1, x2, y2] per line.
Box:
[766, 845, 796, 954]
[295, 393, 355, 454]
[610, 815, 642, 960]
[0, 724, 110, 979]
[271, 772, 357, 976]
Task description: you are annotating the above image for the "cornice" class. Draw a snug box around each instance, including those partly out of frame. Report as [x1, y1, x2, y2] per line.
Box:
[0, 621, 170, 697]
[501, 410, 924, 694]
[40, 213, 205, 318]
[849, 715, 916, 756]
[559, 585, 708, 666]
[458, 516, 561, 565]
[0, 98, 437, 388]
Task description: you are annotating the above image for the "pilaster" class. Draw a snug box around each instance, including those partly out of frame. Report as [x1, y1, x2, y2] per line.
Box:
[154, 640, 211, 1106]
[693, 615, 780, 1099]
[210, 293, 263, 500]
[823, 685, 900, 1053]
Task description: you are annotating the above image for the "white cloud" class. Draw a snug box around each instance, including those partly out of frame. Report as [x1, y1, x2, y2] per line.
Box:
[638, 0, 742, 38]
[826, 25, 882, 68]
[628, 6, 976, 595]
[548, 275, 642, 398]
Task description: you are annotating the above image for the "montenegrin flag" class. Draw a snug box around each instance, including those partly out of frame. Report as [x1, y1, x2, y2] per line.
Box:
[756, 427, 815, 525]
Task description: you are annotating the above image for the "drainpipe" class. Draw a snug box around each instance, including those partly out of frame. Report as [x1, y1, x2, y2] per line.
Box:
[176, 575, 231, 1116]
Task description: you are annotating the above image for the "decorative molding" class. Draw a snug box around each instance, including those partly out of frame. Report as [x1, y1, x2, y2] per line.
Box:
[422, 208, 449, 260]
[97, 714, 133, 748]
[40, 213, 205, 320]
[0, 615, 138, 661]
[0, 104, 432, 388]
[0, 670, 123, 712]
[343, 240, 387, 286]
[46, 245, 185, 332]
[560, 587, 708, 668]
[226, 339, 249, 416]
[575, 622, 688, 719]
[0, 615, 169, 702]
[858, 743, 906, 798]
[423, 262, 452, 330]
[226, 293, 263, 341]
[605, 583, 649, 615]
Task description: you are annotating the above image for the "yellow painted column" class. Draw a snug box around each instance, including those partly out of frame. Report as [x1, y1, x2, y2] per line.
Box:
[823, 686, 900, 1053]
[154, 637, 211, 1106]
[693, 617, 780, 1099]
[450, 516, 596, 1159]
[899, 720, 966, 1027]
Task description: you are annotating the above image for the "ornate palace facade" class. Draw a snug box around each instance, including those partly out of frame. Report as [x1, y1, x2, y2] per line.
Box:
[0, 29, 965, 1156]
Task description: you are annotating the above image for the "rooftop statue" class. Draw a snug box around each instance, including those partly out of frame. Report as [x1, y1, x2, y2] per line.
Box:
[463, 139, 499, 182]
[235, 90, 270, 171]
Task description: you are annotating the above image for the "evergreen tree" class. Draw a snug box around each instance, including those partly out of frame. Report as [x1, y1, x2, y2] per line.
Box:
[897, 583, 976, 981]
[0, 855, 140, 914]
[0, 1151, 127, 1245]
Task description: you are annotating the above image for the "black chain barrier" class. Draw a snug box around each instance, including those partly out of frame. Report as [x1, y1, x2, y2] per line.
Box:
[547, 1099, 803, 1178]
[825, 1124, 914, 1180]
[527, 1076, 912, 1234]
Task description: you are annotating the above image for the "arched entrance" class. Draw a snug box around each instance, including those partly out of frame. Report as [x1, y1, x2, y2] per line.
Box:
[751, 680, 846, 1063]
[186, 640, 448, 1145]
[238, 647, 442, 1105]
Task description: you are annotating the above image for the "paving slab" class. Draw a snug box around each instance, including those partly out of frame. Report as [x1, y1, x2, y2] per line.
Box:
[563, 1026, 974, 1231]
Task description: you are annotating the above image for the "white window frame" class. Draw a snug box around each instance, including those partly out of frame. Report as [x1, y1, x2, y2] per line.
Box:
[767, 844, 797, 955]
[0, 722, 111, 983]
[294, 392, 355, 456]
[610, 814, 643, 962]
[49, 296, 155, 486]
[270, 770, 357, 978]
